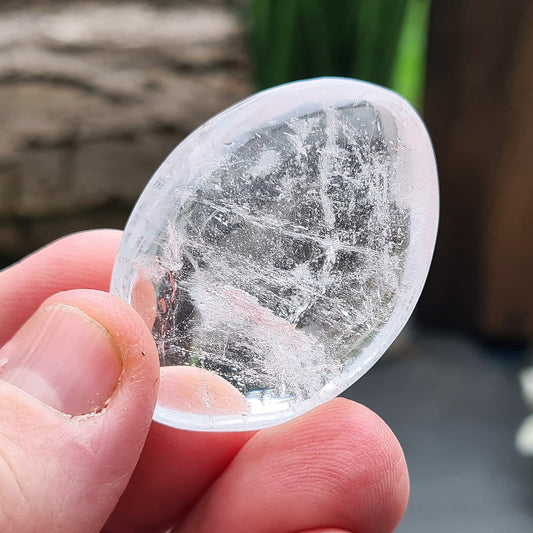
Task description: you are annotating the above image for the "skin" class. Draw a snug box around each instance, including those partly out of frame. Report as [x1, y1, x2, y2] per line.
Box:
[0, 230, 409, 532]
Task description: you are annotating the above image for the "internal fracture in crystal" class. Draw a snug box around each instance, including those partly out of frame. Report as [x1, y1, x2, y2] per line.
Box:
[111, 78, 439, 431]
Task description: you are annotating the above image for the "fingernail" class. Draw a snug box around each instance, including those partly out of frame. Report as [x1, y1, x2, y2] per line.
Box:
[0, 303, 123, 415]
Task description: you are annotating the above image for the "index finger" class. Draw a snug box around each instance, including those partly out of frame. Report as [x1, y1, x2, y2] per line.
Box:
[0, 229, 122, 346]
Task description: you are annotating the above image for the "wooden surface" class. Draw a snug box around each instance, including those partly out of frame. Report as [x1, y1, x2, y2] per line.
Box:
[420, 0, 533, 341]
[481, 1, 533, 341]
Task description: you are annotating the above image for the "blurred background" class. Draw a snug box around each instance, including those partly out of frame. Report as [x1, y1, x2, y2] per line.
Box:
[1, 0, 532, 530]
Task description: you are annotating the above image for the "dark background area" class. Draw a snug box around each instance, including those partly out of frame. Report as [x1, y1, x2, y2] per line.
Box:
[421, 0, 533, 342]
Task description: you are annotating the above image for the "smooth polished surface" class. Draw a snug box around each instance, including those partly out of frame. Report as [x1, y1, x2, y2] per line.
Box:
[111, 78, 438, 431]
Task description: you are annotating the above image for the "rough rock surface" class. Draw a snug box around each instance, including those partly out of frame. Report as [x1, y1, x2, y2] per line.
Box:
[0, 2, 251, 264]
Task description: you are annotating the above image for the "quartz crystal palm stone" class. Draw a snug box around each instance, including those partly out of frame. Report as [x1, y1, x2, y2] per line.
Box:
[111, 77, 439, 431]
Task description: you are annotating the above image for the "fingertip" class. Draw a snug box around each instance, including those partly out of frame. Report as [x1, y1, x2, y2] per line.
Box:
[44, 289, 159, 402]
[0, 229, 124, 346]
[0, 287, 160, 531]
[39, 289, 161, 507]
[2, 229, 123, 276]
[158, 365, 249, 415]
[181, 397, 409, 533]
[0, 302, 124, 416]
[1, 287, 160, 419]
[106, 411, 255, 532]
[306, 398, 410, 532]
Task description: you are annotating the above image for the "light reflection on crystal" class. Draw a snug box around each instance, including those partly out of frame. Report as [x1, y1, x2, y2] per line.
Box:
[111, 78, 439, 431]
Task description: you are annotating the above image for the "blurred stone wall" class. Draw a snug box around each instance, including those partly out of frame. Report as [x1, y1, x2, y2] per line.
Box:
[0, 2, 252, 266]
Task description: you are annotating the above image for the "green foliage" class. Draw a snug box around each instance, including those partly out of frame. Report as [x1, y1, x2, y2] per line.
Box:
[390, 0, 431, 110]
[249, 0, 430, 110]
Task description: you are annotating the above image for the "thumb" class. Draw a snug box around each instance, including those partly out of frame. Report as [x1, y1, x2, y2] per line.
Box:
[0, 290, 159, 532]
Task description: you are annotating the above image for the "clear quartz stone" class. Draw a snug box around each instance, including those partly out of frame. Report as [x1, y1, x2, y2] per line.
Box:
[111, 77, 439, 431]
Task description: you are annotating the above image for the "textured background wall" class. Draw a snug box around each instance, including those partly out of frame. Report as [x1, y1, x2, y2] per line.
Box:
[0, 1, 251, 266]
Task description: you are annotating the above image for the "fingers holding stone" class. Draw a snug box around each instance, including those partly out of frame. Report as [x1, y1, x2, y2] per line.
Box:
[104, 366, 254, 533]
[0, 229, 122, 346]
[177, 398, 409, 533]
[0, 289, 159, 531]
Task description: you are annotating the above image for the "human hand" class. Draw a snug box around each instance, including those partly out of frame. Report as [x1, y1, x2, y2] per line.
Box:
[0, 230, 409, 532]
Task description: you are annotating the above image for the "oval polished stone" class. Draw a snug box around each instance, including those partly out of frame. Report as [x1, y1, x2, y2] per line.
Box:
[111, 77, 439, 431]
